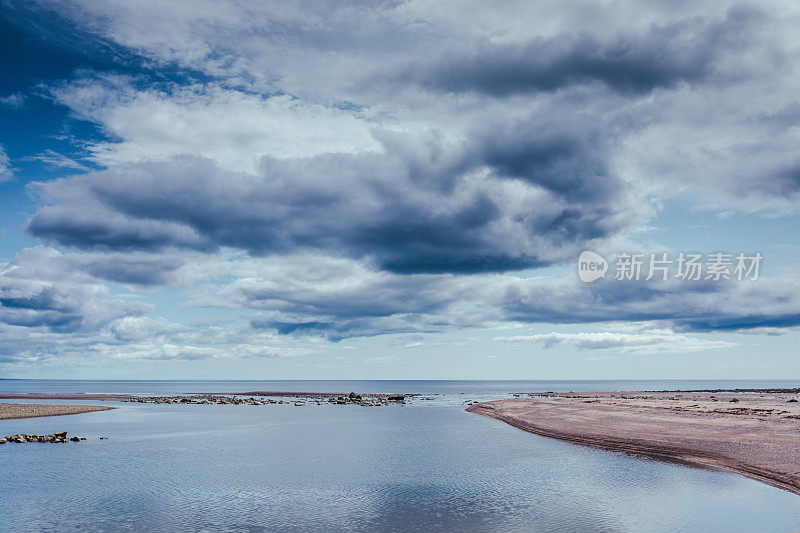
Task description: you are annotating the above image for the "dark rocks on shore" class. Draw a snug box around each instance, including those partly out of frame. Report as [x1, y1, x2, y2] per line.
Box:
[1, 431, 86, 444]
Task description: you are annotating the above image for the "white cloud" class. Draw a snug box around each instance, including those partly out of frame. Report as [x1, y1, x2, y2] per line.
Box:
[22, 149, 90, 171]
[496, 329, 736, 354]
[54, 77, 380, 173]
[0, 246, 151, 333]
[0, 93, 25, 109]
[0, 145, 13, 182]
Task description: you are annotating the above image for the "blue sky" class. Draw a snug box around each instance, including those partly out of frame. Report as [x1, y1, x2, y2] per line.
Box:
[1, 0, 800, 379]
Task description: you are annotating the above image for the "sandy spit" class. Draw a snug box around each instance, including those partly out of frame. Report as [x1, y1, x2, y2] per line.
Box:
[0, 403, 114, 420]
[468, 391, 800, 496]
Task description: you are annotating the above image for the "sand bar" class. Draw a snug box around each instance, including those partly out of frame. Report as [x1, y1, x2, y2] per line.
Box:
[468, 390, 800, 495]
[0, 403, 114, 420]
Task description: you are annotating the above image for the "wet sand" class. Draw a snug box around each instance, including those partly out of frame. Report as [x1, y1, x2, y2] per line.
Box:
[0, 403, 114, 420]
[468, 391, 800, 496]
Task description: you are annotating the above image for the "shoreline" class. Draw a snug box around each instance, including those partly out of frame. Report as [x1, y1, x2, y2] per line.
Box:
[0, 403, 115, 421]
[468, 391, 800, 496]
[0, 391, 410, 410]
[0, 391, 414, 401]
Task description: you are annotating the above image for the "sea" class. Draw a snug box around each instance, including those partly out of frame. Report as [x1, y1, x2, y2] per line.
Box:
[2, 379, 800, 532]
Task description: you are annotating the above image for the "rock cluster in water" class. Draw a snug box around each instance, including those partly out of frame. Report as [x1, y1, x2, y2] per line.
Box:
[123, 395, 270, 405]
[120, 392, 407, 407]
[326, 392, 404, 406]
[0, 431, 87, 444]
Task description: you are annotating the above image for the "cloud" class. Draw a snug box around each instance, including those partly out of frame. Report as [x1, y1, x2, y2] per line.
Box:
[389, 9, 757, 97]
[52, 77, 380, 173]
[3, 0, 800, 368]
[0, 145, 13, 182]
[21, 149, 90, 171]
[27, 117, 637, 274]
[0, 314, 302, 364]
[0, 246, 150, 333]
[68, 250, 190, 286]
[198, 253, 498, 340]
[100, 316, 295, 360]
[502, 277, 800, 332]
[496, 329, 736, 354]
[0, 93, 26, 109]
[0, 248, 310, 363]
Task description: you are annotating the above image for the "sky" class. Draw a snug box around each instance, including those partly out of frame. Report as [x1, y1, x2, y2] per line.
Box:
[1, 0, 800, 380]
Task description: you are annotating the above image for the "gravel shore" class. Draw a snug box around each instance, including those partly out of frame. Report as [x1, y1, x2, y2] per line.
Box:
[468, 390, 800, 496]
[0, 403, 114, 420]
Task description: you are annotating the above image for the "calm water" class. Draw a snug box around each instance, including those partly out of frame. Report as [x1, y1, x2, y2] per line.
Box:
[2, 380, 800, 532]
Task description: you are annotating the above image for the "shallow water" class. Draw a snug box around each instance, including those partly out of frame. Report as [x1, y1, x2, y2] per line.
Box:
[2, 380, 800, 532]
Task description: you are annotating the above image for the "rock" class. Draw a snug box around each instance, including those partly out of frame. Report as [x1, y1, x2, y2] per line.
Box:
[0, 438, 6, 444]
[348, 392, 362, 400]
[295, 401, 305, 406]
[388, 395, 405, 402]
[54, 431, 67, 439]
[69, 436, 82, 442]
[99, 437, 108, 439]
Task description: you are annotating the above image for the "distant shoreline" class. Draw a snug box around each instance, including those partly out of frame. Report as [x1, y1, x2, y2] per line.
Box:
[468, 391, 800, 496]
[0, 403, 114, 420]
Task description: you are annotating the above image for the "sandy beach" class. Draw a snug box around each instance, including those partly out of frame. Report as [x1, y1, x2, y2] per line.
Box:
[468, 390, 800, 496]
[0, 403, 114, 420]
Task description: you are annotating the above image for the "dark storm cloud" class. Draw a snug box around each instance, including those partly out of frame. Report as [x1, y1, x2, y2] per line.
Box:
[502, 277, 800, 332]
[251, 318, 387, 342]
[250, 314, 445, 342]
[397, 8, 758, 96]
[74, 252, 187, 286]
[0, 308, 82, 331]
[758, 162, 800, 197]
[27, 121, 634, 274]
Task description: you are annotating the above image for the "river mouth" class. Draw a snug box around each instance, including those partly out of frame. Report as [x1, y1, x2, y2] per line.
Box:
[3, 380, 800, 532]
